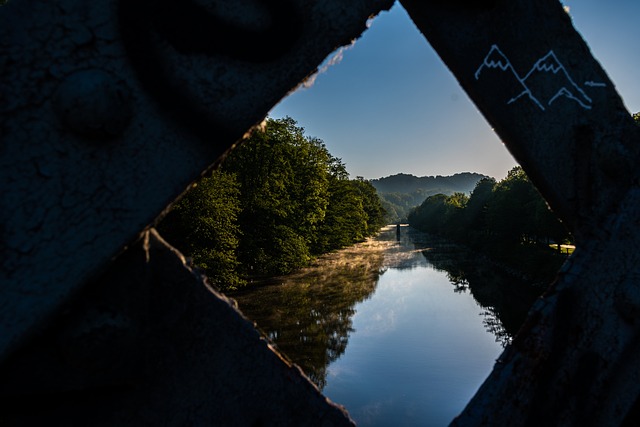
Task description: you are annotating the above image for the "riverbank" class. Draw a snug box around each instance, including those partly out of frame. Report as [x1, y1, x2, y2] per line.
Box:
[232, 224, 562, 295]
[229, 225, 398, 296]
[408, 227, 568, 288]
[228, 223, 529, 426]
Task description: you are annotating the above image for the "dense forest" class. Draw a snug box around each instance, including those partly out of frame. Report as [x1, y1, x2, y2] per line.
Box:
[408, 166, 573, 281]
[371, 172, 486, 223]
[158, 117, 386, 291]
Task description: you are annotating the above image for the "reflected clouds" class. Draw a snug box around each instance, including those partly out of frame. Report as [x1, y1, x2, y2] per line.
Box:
[359, 308, 398, 336]
[230, 224, 542, 394]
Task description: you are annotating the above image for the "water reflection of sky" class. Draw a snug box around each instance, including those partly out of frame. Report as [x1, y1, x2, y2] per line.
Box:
[231, 225, 531, 426]
[323, 250, 503, 427]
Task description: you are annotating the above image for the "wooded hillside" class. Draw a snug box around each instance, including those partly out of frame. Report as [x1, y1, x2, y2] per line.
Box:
[371, 172, 487, 222]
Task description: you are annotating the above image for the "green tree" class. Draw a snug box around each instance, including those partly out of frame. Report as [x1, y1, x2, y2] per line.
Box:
[222, 117, 385, 277]
[407, 193, 450, 234]
[485, 166, 538, 247]
[222, 117, 328, 276]
[407, 192, 468, 238]
[313, 163, 352, 250]
[315, 177, 368, 252]
[443, 192, 469, 239]
[160, 116, 385, 281]
[483, 166, 571, 251]
[380, 198, 400, 224]
[157, 170, 244, 290]
[352, 177, 387, 235]
[461, 177, 496, 246]
[407, 166, 571, 279]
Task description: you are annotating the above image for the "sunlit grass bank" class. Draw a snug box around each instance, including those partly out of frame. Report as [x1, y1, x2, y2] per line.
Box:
[549, 244, 575, 255]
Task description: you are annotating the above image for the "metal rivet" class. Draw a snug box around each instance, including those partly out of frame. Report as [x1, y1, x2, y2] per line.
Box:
[52, 69, 133, 140]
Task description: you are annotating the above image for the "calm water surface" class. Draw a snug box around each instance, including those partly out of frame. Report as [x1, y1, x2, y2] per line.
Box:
[230, 225, 541, 426]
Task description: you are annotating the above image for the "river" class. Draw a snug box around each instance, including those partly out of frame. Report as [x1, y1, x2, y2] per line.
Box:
[228, 224, 543, 426]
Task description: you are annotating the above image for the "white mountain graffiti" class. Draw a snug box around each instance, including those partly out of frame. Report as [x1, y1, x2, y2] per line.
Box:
[475, 44, 606, 111]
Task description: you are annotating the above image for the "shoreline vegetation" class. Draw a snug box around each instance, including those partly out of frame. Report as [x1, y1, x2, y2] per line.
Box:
[157, 117, 386, 291]
[407, 166, 574, 286]
[228, 228, 394, 295]
[158, 115, 599, 293]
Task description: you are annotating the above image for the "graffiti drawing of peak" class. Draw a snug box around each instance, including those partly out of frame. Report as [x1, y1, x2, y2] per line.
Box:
[474, 45, 514, 79]
[549, 87, 576, 106]
[522, 50, 592, 109]
[526, 51, 564, 76]
[474, 44, 606, 111]
[474, 45, 540, 109]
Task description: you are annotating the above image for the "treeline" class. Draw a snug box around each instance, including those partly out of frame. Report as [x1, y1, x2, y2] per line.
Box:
[408, 166, 573, 281]
[372, 172, 486, 223]
[158, 117, 386, 291]
[379, 191, 430, 223]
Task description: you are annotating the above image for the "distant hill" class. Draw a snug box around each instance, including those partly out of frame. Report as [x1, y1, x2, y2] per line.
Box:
[371, 172, 487, 194]
[371, 172, 488, 223]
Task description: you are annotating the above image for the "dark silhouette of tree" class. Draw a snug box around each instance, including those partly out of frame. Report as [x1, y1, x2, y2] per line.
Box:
[461, 177, 496, 246]
[408, 167, 571, 283]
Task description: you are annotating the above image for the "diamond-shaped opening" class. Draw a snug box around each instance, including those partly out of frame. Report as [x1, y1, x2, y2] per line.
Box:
[201, 1, 639, 424]
[219, 5, 522, 425]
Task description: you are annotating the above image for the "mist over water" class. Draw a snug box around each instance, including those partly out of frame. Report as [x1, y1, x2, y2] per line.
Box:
[231, 225, 540, 426]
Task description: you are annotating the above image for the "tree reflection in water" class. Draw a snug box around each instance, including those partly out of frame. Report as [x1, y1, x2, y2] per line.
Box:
[420, 242, 545, 347]
[229, 236, 390, 388]
[230, 226, 546, 389]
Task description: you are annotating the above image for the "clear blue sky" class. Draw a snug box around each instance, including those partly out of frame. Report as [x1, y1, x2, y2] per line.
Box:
[269, 1, 640, 181]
